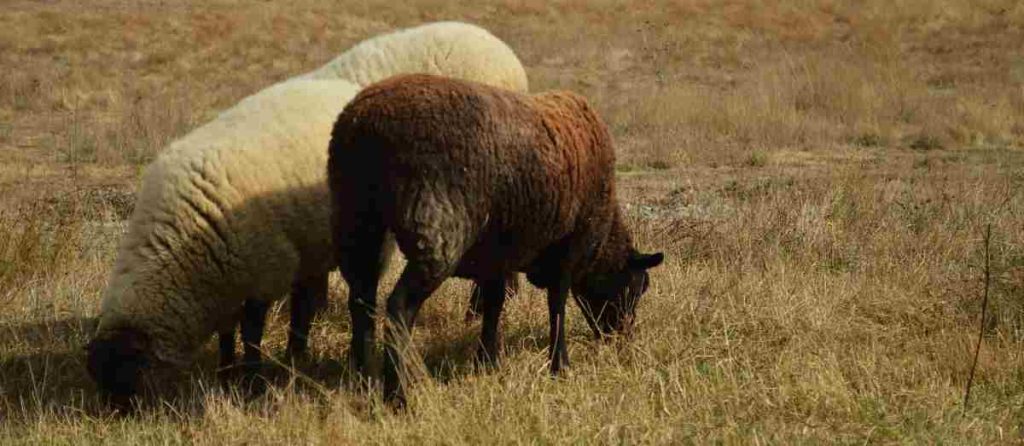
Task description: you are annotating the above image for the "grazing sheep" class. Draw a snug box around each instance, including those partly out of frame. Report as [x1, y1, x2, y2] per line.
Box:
[87, 22, 530, 407]
[328, 74, 664, 405]
[88, 79, 362, 405]
[298, 21, 528, 92]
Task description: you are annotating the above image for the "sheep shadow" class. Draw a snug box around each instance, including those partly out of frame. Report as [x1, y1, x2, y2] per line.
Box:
[0, 315, 339, 421]
[0, 317, 103, 418]
[416, 321, 543, 383]
[0, 311, 568, 422]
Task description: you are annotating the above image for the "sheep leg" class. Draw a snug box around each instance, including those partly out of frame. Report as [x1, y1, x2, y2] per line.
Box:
[240, 299, 269, 386]
[287, 274, 326, 360]
[216, 325, 237, 384]
[217, 327, 237, 380]
[475, 276, 508, 367]
[382, 265, 444, 407]
[337, 227, 389, 380]
[547, 274, 571, 375]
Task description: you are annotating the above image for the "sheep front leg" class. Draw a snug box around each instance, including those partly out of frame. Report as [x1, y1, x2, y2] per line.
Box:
[287, 274, 327, 360]
[475, 276, 507, 367]
[218, 328, 236, 371]
[241, 299, 269, 389]
[547, 274, 571, 375]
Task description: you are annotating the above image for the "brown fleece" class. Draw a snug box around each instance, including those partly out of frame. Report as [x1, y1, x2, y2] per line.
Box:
[329, 73, 635, 287]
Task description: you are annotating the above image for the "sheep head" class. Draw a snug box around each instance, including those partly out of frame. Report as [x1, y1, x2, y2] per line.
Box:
[575, 251, 664, 337]
[86, 328, 151, 411]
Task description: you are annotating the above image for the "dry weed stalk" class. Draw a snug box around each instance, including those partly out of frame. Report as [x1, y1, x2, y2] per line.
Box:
[963, 223, 992, 413]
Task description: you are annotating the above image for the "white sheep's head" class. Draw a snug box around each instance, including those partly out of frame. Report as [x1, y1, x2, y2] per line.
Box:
[85, 327, 151, 411]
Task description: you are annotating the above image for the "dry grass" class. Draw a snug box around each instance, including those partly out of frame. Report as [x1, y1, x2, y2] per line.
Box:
[2, 0, 1024, 443]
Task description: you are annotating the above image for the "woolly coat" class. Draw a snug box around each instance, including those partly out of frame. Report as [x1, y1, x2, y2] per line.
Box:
[329, 74, 633, 289]
[298, 21, 528, 92]
[96, 79, 362, 366]
[94, 22, 529, 367]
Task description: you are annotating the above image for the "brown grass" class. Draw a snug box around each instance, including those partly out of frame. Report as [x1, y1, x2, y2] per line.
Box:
[2, 0, 1024, 443]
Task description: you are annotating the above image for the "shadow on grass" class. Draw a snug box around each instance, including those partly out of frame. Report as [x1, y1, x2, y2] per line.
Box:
[419, 319, 569, 384]
[0, 317, 104, 419]
[0, 315, 357, 422]
[0, 312, 566, 423]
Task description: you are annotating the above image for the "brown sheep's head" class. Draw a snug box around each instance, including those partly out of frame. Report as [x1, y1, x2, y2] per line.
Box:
[85, 328, 151, 411]
[575, 251, 664, 337]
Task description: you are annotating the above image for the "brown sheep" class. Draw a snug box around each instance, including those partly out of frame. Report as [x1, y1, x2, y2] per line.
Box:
[327, 74, 663, 405]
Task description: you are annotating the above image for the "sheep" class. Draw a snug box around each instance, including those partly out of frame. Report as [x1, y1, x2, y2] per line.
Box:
[328, 74, 664, 406]
[87, 22, 530, 407]
[87, 79, 362, 405]
[297, 21, 528, 93]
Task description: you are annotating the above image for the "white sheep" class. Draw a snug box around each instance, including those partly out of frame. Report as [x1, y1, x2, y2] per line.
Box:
[87, 21, 529, 405]
[87, 79, 361, 402]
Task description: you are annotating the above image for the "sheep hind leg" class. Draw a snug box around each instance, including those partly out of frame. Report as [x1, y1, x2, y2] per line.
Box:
[382, 264, 446, 408]
[240, 298, 269, 393]
[336, 225, 390, 382]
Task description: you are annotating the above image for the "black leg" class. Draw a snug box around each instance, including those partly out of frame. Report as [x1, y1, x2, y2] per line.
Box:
[241, 299, 269, 381]
[217, 326, 236, 380]
[382, 265, 443, 407]
[547, 275, 571, 375]
[348, 284, 378, 379]
[337, 230, 389, 380]
[475, 277, 507, 367]
[288, 275, 326, 359]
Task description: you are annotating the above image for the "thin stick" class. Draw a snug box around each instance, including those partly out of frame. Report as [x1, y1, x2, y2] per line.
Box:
[964, 223, 992, 413]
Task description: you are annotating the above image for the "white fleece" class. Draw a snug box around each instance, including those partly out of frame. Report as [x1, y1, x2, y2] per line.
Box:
[97, 79, 362, 365]
[298, 21, 528, 92]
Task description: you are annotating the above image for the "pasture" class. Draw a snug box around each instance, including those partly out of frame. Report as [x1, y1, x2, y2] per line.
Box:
[2, 0, 1023, 443]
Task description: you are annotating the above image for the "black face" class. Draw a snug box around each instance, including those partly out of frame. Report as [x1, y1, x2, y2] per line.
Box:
[86, 330, 148, 409]
[576, 252, 664, 337]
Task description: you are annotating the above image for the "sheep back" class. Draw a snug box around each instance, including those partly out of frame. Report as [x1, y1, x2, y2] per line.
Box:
[329, 74, 625, 285]
[300, 21, 528, 93]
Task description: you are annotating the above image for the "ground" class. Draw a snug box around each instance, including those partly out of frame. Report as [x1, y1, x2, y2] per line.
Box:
[1, 0, 1024, 443]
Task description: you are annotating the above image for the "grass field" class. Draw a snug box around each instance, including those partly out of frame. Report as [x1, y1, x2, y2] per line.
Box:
[2, 0, 1024, 443]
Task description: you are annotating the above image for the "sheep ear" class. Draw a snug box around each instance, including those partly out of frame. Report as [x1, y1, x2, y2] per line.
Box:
[628, 252, 664, 270]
